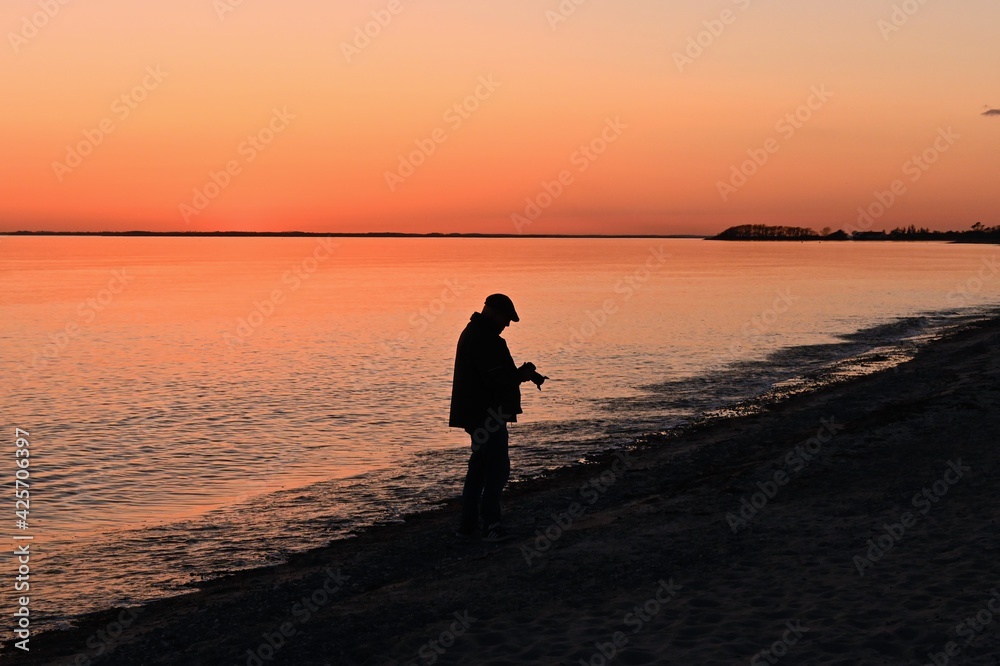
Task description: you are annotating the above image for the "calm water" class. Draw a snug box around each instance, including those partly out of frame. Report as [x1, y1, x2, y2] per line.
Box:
[1, 237, 998, 633]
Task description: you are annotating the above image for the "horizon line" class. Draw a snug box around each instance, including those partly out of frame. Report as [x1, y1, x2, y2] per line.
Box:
[0, 230, 708, 239]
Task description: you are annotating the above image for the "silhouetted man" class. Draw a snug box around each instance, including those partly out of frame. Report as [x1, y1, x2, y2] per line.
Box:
[450, 294, 544, 542]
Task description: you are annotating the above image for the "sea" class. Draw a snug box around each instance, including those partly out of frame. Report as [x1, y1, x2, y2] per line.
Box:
[1, 236, 998, 636]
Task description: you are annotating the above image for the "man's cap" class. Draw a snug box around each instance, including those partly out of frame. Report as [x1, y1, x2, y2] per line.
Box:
[484, 293, 519, 322]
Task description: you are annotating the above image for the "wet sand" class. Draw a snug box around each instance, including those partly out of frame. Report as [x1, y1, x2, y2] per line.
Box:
[6, 316, 1000, 665]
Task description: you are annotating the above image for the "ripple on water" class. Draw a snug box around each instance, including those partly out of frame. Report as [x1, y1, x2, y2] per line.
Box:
[6, 238, 998, 635]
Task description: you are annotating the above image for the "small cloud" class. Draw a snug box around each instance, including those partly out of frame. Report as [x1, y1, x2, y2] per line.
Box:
[983, 107, 1000, 117]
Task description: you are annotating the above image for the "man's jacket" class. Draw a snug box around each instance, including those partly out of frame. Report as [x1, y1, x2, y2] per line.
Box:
[449, 312, 522, 430]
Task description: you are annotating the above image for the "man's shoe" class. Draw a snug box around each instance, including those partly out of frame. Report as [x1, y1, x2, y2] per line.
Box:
[481, 523, 511, 543]
[455, 526, 478, 539]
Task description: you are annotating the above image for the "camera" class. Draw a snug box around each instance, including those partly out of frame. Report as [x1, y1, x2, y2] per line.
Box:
[529, 370, 547, 390]
[519, 362, 548, 390]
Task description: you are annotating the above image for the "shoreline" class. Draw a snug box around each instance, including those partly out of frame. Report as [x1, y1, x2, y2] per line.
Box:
[6, 308, 972, 638]
[13, 311, 967, 633]
[6, 315, 1000, 664]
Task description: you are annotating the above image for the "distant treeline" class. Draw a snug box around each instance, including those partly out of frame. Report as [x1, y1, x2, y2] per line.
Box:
[711, 223, 1000, 243]
[712, 225, 827, 240]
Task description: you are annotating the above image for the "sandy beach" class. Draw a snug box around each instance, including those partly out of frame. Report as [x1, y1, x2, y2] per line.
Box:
[6, 315, 1000, 665]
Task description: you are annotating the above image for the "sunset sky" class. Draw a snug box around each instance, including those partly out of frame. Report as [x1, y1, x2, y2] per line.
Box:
[1, 0, 997, 235]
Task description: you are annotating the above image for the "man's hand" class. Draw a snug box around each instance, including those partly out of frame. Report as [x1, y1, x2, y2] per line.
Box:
[519, 363, 548, 389]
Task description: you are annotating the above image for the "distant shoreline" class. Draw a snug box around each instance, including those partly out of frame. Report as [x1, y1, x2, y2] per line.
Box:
[4, 230, 995, 244]
[0, 231, 705, 239]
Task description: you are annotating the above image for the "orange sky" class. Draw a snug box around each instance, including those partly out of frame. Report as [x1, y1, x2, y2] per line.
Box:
[1, 0, 997, 235]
